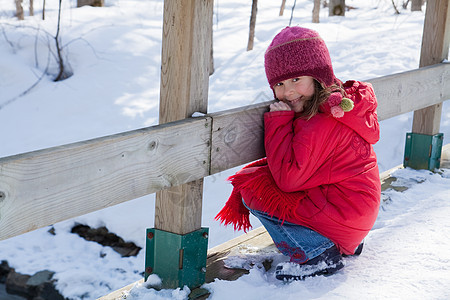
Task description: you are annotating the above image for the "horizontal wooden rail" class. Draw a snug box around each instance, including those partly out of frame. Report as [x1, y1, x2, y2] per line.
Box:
[1, 63, 449, 241]
[210, 62, 450, 173]
[0, 118, 212, 240]
[372, 62, 450, 120]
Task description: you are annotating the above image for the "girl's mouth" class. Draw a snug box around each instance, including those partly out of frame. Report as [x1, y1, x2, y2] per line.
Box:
[286, 96, 302, 105]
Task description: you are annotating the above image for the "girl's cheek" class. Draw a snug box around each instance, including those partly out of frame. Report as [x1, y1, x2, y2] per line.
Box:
[274, 88, 283, 100]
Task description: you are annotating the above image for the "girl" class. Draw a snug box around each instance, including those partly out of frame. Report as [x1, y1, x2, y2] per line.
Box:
[216, 26, 381, 281]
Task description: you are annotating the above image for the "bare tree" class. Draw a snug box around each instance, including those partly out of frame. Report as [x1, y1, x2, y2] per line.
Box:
[411, 0, 422, 11]
[54, 0, 72, 81]
[279, 0, 286, 16]
[289, 0, 297, 26]
[391, 0, 400, 14]
[29, 0, 34, 16]
[14, 0, 34, 19]
[15, 0, 24, 20]
[42, 0, 46, 20]
[329, 0, 345, 16]
[312, 0, 321, 23]
[77, 0, 104, 7]
[247, 0, 257, 51]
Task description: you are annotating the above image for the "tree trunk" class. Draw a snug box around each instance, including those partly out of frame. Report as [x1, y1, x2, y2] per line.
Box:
[29, 0, 34, 16]
[312, 0, 321, 23]
[15, 0, 24, 20]
[77, 0, 104, 7]
[247, 0, 258, 51]
[411, 0, 422, 11]
[329, 0, 345, 16]
[279, 0, 286, 16]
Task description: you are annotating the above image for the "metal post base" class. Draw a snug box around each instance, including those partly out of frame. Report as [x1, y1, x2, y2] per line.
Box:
[145, 227, 209, 289]
[404, 132, 444, 170]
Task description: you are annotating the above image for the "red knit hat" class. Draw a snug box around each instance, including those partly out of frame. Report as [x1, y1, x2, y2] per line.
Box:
[264, 26, 335, 88]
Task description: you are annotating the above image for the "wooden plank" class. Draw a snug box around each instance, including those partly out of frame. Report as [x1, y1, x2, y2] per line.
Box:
[97, 279, 144, 300]
[155, 0, 213, 235]
[412, 0, 450, 135]
[205, 226, 274, 283]
[440, 143, 450, 168]
[0, 117, 211, 241]
[210, 101, 270, 174]
[371, 63, 450, 121]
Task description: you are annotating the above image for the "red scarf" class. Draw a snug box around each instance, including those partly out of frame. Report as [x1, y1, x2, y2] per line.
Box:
[215, 158, 306, 232]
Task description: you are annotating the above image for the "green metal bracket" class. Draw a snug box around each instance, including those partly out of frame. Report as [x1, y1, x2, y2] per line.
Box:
[403, 132, 444, 170]
[145, 227, 209, 290]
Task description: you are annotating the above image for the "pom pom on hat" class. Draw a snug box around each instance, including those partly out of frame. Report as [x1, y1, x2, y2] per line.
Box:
[327, 92, 354, 118]
[330, 106, 345, 118]
[264, 26, 335, 89]
[328, 93, 342, 107]
[340, 97, 354, 112]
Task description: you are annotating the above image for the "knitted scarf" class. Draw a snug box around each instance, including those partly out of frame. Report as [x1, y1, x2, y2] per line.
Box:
[215, 158, 306, 232]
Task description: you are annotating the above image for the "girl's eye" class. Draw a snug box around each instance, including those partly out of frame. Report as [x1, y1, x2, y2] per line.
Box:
[275, 82, 283, 87]
[292, 78, 300, 82]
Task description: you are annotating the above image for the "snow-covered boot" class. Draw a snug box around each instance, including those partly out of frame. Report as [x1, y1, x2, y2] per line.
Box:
[343, 241, 364, 257]
[275, 245, 344, 281]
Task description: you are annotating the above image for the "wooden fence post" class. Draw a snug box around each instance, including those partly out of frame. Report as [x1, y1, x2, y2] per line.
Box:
[405, 0, 450, 170]
[412, 0, 450, 135]
[146, 0, 213, 290]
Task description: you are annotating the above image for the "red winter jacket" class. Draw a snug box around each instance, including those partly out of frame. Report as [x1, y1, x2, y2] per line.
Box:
[216, 81, 381, 255]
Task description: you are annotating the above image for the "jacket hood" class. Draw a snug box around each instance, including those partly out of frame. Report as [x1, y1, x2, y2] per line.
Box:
[320, 80, 380, 145]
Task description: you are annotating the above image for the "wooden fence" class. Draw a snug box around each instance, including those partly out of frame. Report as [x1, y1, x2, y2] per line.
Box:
[1, 1, 449, 298]
[0, 62, 449, 241]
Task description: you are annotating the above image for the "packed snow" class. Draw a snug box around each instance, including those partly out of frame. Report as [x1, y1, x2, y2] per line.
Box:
[1, 0, 450, 299]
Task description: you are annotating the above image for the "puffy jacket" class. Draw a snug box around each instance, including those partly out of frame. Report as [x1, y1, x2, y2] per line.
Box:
[216, 81, 381, 255]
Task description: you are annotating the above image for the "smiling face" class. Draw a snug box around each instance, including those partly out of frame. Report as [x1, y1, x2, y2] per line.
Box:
[273, 76, 315, 113]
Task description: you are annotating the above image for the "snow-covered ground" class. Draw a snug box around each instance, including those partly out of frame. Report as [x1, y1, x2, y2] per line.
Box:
[1, 0, 449, 299]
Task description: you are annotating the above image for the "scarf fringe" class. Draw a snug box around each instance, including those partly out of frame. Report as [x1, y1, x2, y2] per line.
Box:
[215, 158, 306, 232]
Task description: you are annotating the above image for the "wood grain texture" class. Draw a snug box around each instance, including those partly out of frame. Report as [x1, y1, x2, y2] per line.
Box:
[209, 101, 270, 174]
[412, 0, 450, 135]
[371, 63, 450, 121]
[0, 117, 211, 241]
[155, 0, 213, 234]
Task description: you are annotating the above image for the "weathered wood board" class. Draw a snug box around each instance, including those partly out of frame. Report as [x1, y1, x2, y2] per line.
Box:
[210, 101, 270, 174]
[155, 0, 213, 235]
[0, 117, 211, 241]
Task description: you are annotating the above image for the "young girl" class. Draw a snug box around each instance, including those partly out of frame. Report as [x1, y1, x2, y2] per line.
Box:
[216, 26, 381, 281]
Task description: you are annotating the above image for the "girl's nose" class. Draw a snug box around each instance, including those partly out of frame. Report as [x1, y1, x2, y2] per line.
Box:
[284, 82, 295, 98]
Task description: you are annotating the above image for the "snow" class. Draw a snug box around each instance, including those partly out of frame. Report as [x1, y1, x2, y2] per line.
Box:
[0, 0, 450, 299]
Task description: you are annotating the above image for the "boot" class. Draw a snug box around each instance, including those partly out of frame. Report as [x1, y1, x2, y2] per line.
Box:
[275, 245, 344, 281]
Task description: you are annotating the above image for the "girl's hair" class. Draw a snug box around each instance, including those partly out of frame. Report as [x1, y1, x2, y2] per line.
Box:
[298, 80, 346, 120]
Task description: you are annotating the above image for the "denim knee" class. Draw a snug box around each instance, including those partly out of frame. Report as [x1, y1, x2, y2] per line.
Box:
[243, 200, 334, 262]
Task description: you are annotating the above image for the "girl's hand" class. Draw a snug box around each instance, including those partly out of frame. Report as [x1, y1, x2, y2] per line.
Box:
[270, 101, 291, 112]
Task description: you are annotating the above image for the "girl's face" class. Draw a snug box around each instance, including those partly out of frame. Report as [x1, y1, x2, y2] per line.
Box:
[273, 76, 315, 113]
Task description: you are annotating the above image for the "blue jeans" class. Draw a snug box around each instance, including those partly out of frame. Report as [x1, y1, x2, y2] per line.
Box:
[244, 200, 334, 263]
